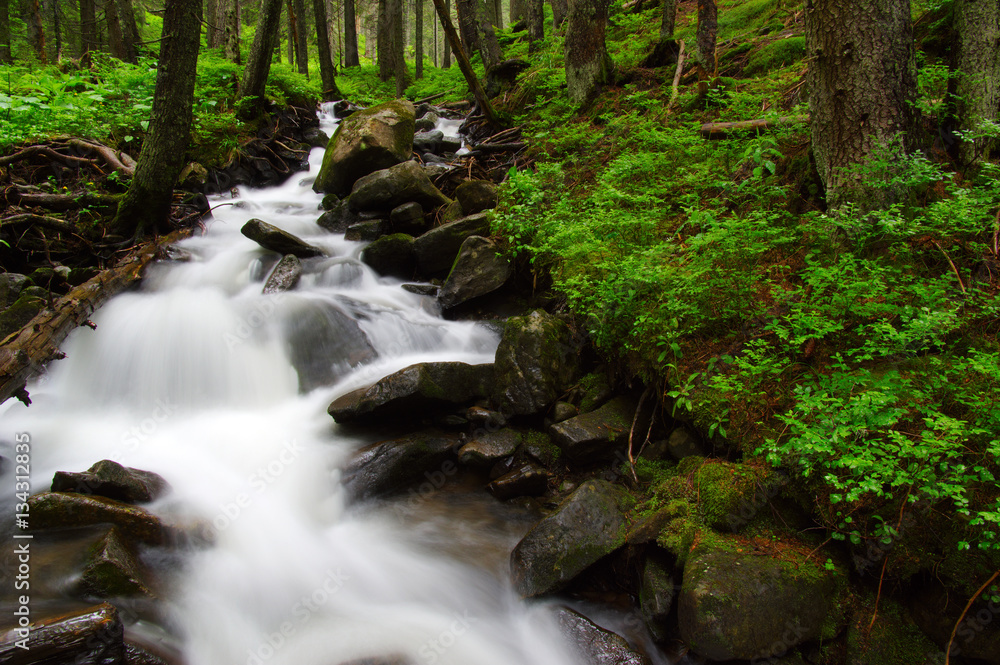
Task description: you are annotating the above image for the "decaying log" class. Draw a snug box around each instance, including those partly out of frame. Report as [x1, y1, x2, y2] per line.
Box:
[699, 114, 810, 139]
[11, 188, 122, 211]
[1, 214, 81, 236]
[0, 227, 195, 406]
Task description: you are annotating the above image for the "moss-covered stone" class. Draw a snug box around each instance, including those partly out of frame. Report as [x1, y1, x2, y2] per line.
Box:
[846, 593, 941, 665]
[347, 160, 452, 213]
[29, 492, 169, 546]
[639, 549, 677, 641]
[412, 212, 492, 276]
[0, 292, 45, 339]
[523, 430, 563, 469]
[361, 233, 416, 279]
[438, 236, 513, 309]
[549, 396, 637, 465]
[77, 527, 155, 599]
[578, 371, 613, 413]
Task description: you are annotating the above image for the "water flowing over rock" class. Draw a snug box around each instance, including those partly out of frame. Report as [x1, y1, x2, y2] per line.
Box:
[28, 492, 171, 545]
[314, 100, 416, 197]
[241, 218, 326, 258]
[0, 603, 125, 665]
[412, 212, 492, 275]
[361, 233, 416, 279]
[341, 430, 459, 502]
[51, 459, 170, 504]
[347, 160, 452, 213]
[678, 535, 843, 661]
[262, 254, 303, 294]
[549, 396, 637, 465]
[491, 310, 582, 417]
[282, 300, 377, 392]
[328, 361, 494, 425]
[438, 236, 513, 309]
[553, 607, 653, 665]
[510, 479, 634, 597]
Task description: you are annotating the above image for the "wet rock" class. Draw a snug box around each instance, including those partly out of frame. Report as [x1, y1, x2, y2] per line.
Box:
[678, 534, 844, 661]
[283, 301, 377, 392]
[125, 642, 175, 665]
[491, 310, 581, 417]
[402, 283, 439, 297]
[665, 426, 707, 460]
[345, 220, 388, 241]
[439, 136, 463, 153]
[412, 212, 491, 275]
[438, 236, 512, 309]
[389, 202, 426, 234]
[422, 163, 453, 180]
[362, 233, 416, 279]
[553, 606, 652, 665]
[77, 526, 155, 599]
[455, 180, 499, 214]
[333, 100, 361, 118]
[0, 602, 125, 665]
[523, 431, 563, 468]
[178, 162, 208, 188]
[439, 200, 464, 225]
[510, 479, 634, 596]
[466, 406, 507, 429]
[314, 99, 416, 197]
[549, 396, 637, 465]
[51, 460, 170, 504]
[347, 160, 453, 213]
[318, 199, 364, 233]
[328, 361, 495, 425]
[302, 126, 330, 148]
[639, 551, 676, 641]
[488, 462, 549, 500]
[28, 492, 170, 546]
[341, 430, 459, 501]
[262, 254, 303, 294]
[553, 401, 579, 423]
[0, 272, 29, 308]
[458, 428, 521, 467]
[413, 129, 444, 153]
[241, 218, 326, 258]
[910, 581, 1000, 664]
[0, 291, 46, 340]
[415, 111, 439, 132]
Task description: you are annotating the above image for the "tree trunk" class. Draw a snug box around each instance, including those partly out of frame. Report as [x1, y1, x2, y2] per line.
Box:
[105, 0, 126, 60]
[476, 0, 502, 70]
[510, 0, 524, 24]
[805, 0, 917, 210]
[239, 0, 283, 117]
[415, 0, 423, 77]
[26, 0, 47, 61]
[378, 0, 391, 79]
[112, 0, 202, 238]
[527, 0, 542, 50]
[0, 0, 13, 62]
[313, 0, 340, 98]
[294, 0, 308, 75]
[390, 0, 408, 96]
[493, 0, 501, 28]
[695, 0, 716, 76]
[205, 0, 220, 46]
[660, 0, 675, 39]
[344, 0, 359, 65]
[431, 0, 500, 124]
[222, 0, 240, 62]
[286, 0, 293, 63]
[955, 0, 1000, 167]
[79, 0, 97, 56]
[455, 0, 479, 56]
[442, 0, 451, 67]
[114, 0, 140, 62]
[565, 0, 611, 106]
[50, 0, 61, 61]
[550, 0, 566, 28]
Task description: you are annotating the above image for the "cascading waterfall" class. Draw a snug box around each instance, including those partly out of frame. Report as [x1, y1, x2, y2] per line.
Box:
[0, 105, 588, 665]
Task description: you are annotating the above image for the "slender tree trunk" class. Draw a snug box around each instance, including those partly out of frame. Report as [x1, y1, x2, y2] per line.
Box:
[344, 0, 359, 65]
[455, 0, 478, 57]
[0, 0, 12, 62]
[286, 0, 293, 63]
[565, 0, 611, 106]
[205, 0, 220, 46]
[222, 0, 240, 62]
[551, 0, 566, 28]
[955, 0, 1000, 166]
[112, 0, 202, 238]
[378, 0, 390, 78]
[805, 0, 917, 210]
[274, 12, 281, 62]
[27, 0, 47, 61]
[240, 0, 283, 117]
[476, 0, 501, 70]
[50, 0, 61, 60]
[390, 0, 408, 95]
[115, 0, 140, 61]
[493, 0, 501, 29]
[433, 8, 438, 65]
[313, 0, 340, 98]
[695, 0, 716, 76]
[415, 0, 423, 77]
[442, 0, 450, 67]
[294, 0, 308, 75]
[430, 0, 499, 124]
[660, 0, 675, 38]
[78, 0, 97, 55]
[510, 0, 524, 24]
[527, 0, 542, 50]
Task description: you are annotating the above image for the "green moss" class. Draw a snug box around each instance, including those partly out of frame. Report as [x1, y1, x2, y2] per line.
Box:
[846, 594, 939, 665]
[745, 36, 807, 74]
[578, 371, 612, 412]
[523, 430, 563, 467]
[654, 500, 700, 560]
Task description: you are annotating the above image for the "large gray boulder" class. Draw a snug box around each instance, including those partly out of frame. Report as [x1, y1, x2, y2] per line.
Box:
[549, 396, 637, 465]
[341, 431, 459, 502]
[554, 607, 652, 665]
[51, 460, 170, 504]
[490, 310, 581, 417]
[314, 100, 416, 197]
[510, 479, 634, 597]
[678, 535, 843, 661]
[328, 361, 494, 425]
[412, 212, 491, 275]
[347, 160, 452, 213]
[241, 219, 325, 258]
[438, 236, 512, 309]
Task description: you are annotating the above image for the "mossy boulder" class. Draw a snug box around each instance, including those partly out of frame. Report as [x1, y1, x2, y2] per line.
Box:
[241, 218, 326, 258]
[510, 479, 634, 597]
[437, 236, 513, 309]
[51, 460, 170, 504]
[847, 593, 942, 665]
[328, 361, 494, 425]
[361, 233, 416, 279]
[553, 606, 652, 665]
[0, 292, 46, 340]
[389, 202, 426, 234]
[28, 492, 170, 546]
[678, 533, 846, 661]
[640, 550, 677, 641]
[314, 99, 416, 197]
[0, 272, 29, 308]
[412, 212, 491, 275]
[341, 430, 459, 501]
[347, 160, 452, 213]
[455, 180, 499, 214]
[548, 396, 637, 465]
[491, 310, 582, 417]
[77, 527, 155, 599]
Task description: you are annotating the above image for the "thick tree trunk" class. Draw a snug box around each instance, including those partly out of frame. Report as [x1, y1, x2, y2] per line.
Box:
[551, 0, 566, 28]
[430, 0, 499, 124]
[660, 0, 675, 39]
[344, 0, 359, 65]
[378, 0, 391, 80]
[510, 0, 524, 23]
[222, 0, 240, 62]
[79, 0, 98, 56]
[0, 0, 13, 62]
[955, 0, 1000, 166]
[205, 0, 221, 46]
[455, 0, 479, 57]
[527, 0, 542, 50]
[114, 0, 140, 61]
[112, 0, 202, 238]
[476, 0, 502, 70]
[105, 0, 126, 60]
[442, 0, 451, 67]
[565, 0, 611, 106]
[415, 0, 423, 77]
[294, 0, 308, 75]
[26, 0, 47, 61]
[695, 0, 716, 76]
[805, 0, 917, 210]
[390, 0, 408, 96]
[314, 0, 341, 98]
[240, 0, 283, 116]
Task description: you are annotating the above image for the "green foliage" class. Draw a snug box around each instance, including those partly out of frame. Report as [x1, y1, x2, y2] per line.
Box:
[745, 36, 806, 74]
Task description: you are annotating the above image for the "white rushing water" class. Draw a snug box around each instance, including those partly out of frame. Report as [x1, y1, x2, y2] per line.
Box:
[0, 105, 582, 665]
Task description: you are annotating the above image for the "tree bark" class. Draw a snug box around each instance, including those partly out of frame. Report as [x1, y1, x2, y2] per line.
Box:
[112, 0, 202, 238]
[415, 0, 423, 77]
[390, 0, 408, 96]
[105, 0, 126, 60]
[114, 0, 140, 62]
[455, 0, 480, 57]
[510, 0, 524, 23]
[222, 0, 240, 62]
[205, 0, 221, 46]
[314, 0, 341, 98]
[550, 0, 566, 28]
[294, 0, 308, 75]
[49, 0, 61, 61]
[0, 0, 13, 62]
[476, 0, 502, 70]
[527, 0, 542, 50]
[493, 0, 501, 28]
[565, 0, 612, 106]
[660, 0, 675, 39]
[241, 0, 283, 116]
[286, 0, 294, 63]
[954, 0, 1000, 167]
[26, 0, 47, 61]
[695, 0, 716, 76]
[378, 0, 391, 79]
[805, 0, 917, 210]
[79, 0, 98, 56]
[431, 0, 500, 124]
[344, 0, 359, 65]
[442, 0, 451, 67]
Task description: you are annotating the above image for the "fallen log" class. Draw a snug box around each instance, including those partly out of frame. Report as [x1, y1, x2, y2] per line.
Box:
[0, 144, 96, 168]
[11, 189, 122, 212]
[1, 213, 81, 236]
[699, 114, 810, 139]
[0, 602, 125, 665]
[0, 227, 195, 406]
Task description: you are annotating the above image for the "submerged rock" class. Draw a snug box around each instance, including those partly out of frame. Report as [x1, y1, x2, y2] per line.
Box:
[412, 212, 491, 276]
[328, 361, 494, 425]
[283, 301, 377, 392]
[28, 492, 170, 546]
[438, 236, 513, 309]
[510, 479, 634, 597]
[241, 218, 325, 258]
[51, 459, 170, 504]
[549, 396, 637, 465]
[347, 160, 453, 213]
[341, 430, 459, 501]
[553, 606, 652, 665]
[262, 254, 303, 294]
[0, 602, 125, 665]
